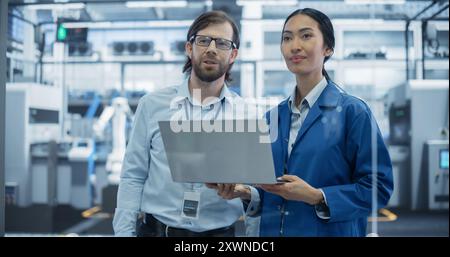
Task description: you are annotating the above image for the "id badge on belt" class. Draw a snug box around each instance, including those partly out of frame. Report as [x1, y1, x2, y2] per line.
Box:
[181, 191, 201, 219]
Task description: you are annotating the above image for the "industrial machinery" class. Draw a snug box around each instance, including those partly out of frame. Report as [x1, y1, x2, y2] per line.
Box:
[67, 42, 93, 57]
[111, 41, 155, 56]
[424, 141, 449, 210]
[5, 83, 62, 207]
[67, 138, 96, 209]
[386, 84, 411, 209]
[93, 97, 134, 184]
[409, 80, 448, 210]
[386, 80, 449, 210]
[5, 84, 106, 232]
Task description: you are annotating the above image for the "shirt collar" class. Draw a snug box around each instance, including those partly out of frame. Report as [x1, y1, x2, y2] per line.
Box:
[175, 78, 234, 106]
[288, 77, 328, 112]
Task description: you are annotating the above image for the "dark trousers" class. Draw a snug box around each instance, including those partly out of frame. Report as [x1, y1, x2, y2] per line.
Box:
[137, 214, 235, 237]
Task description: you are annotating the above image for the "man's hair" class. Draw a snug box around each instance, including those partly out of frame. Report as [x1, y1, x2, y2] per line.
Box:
[183, 11, 240, 83]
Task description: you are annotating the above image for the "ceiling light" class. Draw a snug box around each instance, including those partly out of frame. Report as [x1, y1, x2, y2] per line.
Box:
[25, 3, 86, 10]
[236, 0, 297, 6]
[62, 20, 192, 29]
[204, 0, 213, 7]
[125, 1, 188, 8]
[345, 0, 405, 5]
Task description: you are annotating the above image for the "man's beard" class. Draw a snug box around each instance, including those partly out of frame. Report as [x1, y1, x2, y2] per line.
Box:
[192, 57, 229, 83]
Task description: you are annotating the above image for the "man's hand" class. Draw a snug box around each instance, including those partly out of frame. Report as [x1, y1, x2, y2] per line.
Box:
[258, 175, 323, 205]
[206, 183, 251, 201]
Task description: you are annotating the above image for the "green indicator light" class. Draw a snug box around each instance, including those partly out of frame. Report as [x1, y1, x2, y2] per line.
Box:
[57, 24, 67, 41]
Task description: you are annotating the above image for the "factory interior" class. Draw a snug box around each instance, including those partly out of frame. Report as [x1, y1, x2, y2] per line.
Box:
[0, 0, 448, 237]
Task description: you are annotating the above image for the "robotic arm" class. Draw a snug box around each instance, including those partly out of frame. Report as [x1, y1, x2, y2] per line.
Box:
[93, 106, 115, 139]
[93, 97, 134, 184]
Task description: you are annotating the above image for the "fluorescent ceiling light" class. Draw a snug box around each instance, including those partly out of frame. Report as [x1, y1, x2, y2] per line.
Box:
[204, 0, 213, 7]
[25, 3, 86, 10]
[125, 1, 188, 8]
[62, 20, 192, 29]
[63, 22, 113, 29]
[237, 0, 297, 6]
[345, 0, 405, 5]
[236, 0, 297, 6]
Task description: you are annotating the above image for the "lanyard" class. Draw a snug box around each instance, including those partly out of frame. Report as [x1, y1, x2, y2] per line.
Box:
[181, 97, 226, 191]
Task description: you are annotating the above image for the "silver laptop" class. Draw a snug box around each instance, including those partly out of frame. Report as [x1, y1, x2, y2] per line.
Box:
[158, 120, 277, 184]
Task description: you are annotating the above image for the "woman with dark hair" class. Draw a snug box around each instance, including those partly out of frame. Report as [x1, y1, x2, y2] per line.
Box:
[213, 8, 393, 237]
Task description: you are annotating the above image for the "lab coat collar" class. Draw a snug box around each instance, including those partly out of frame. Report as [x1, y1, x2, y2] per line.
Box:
[317, 81, 341, 108]
[280, 80, 341, 113]
[288, 76, 328, 112]
[277, 80, 343, 149]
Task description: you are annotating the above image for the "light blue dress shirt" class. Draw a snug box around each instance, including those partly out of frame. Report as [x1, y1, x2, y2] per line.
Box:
[287, 77, 328, 158]
[113, 79, 257, 236]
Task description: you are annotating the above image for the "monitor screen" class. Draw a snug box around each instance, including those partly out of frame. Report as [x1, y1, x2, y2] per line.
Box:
[389, 104, 410, 146]
[440, 149, 449, 169]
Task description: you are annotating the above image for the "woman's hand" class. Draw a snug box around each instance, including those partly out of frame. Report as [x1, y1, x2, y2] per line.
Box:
[258, 175, 323, 205]
[205, 183, 251, 201]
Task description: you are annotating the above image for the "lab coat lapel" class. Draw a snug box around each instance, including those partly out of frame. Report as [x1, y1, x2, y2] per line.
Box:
[295, 101, 322, 145]
[278, 101, 291, 164]
[293, 82, 341, 146]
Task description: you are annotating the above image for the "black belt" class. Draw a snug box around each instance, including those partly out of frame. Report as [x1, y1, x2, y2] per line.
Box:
[142, 213, 235, 237]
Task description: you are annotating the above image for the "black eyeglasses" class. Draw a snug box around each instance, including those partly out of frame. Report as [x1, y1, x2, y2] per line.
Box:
[189, 35, 237, 50]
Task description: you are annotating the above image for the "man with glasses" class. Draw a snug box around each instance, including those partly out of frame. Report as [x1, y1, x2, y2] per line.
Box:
[113, 11, 258, 237]
[190, 35, 237, 51]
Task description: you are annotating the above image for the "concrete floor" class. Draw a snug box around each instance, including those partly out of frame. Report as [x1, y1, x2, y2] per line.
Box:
[5, 208, 448, 237]
[373, 209, 449, 237]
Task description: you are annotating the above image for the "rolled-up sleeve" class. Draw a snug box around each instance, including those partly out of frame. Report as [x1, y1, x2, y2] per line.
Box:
[112, 97, 150, 236]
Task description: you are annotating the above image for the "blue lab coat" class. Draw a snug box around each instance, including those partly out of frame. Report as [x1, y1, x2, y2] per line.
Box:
[259, 81, 393, 237]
